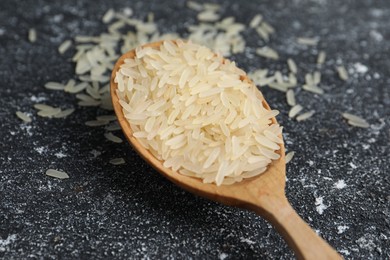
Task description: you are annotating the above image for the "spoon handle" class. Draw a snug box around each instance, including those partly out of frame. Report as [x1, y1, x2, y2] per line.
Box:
[249, 195, 342, 260]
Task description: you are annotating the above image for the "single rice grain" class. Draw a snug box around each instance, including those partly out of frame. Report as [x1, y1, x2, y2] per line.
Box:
[16, 111, 32, 122]
[46, 169, 69, 179]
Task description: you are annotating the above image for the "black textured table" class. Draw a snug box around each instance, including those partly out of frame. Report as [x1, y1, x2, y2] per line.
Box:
[1, 0, 389, 259]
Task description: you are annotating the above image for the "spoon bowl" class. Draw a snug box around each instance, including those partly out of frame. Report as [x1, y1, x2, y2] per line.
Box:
[111, 40, 341, 260]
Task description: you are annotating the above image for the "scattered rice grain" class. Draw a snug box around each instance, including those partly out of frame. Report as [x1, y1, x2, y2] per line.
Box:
[104, 132, 123, 143]
[16, 111, 32, 123]
[337, 66, 349, 81]
[297, 37, 319, 46]
[286, 90, 296, 106]
[288, 104, 303, 118]
[109, 157, 126, 165]
[285, 151, 295, 164]
[58, 40, 72, 54]
[46, 169, 69, 179]
[296, 110, 315, 121]
[28, 28, 37, 43]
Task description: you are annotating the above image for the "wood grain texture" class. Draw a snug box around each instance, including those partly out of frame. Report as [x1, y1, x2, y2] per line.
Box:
[110, 40, 342, 260]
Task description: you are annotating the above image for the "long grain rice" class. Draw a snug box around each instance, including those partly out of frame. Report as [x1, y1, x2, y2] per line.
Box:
[85, 120, 109, 126]
[115, 41, 282, 186]
[285, 151, 295, 164]
[45, 82, 65, 90]
[287, 58, 297, 74]
[296, 110, 315, 121]
[58, 40, 72, 54]
[109, 158, 126, 165]
[16, 111, 32, 123]
[102, 9, 115, 23]
[28, 28, 37, 43]
[342, 112, 369, 128]
[337, 66, 349, 81]
[250, 14, 263, 28]
[256, 46, 279, 60]
[347, 120, 370, 128]
[303, 84, 324, 95]
[37, 108, 62, 117]
[286, 90, 296, 106]
[317, 51, 326, 65]
[297, 37, 319, 46]
[53, 108, 75, 118]
[34, 104, 56, 111]
[105, 132, 123, 143]
[46, 169, 69, 179]
[288, 104, 303, 118]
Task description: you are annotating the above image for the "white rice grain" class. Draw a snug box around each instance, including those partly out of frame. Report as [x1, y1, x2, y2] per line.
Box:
[16, 111, 32, 123]
[46, 169, 69, 179]
[44, 82, 65, 90]
[297, 37, 319, 46]
[286, 89, 296, 106]
[250, 14, 263, 28]
[58, 40, 72, 54]
[102, 9, 115, 23]
[285, 151, 295, 164]
[287, 58, 297, 74]
[28, 28, 37, 43]
[104, 132, 123, 143]
[296, 110, 315, 121]
[256, 46, 279, 60]
[109, 158, 126, 165]
[317, 51, 326, 65]
[337, 66, 349, 81]
[53, 108, 75, 118]
[288, 104, 303, 118]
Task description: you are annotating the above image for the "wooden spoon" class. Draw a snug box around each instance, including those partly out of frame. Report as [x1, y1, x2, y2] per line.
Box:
[110, 41, 342, 260]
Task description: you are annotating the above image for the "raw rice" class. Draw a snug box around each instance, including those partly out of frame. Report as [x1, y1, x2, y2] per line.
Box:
[187, 1, 203, 11]
[256, 46, 279, 60]
[297, 37, 319, 46]
[46, 169, 69, 179]
[53, 108, 75, 118]
[285, 151, 295, 164]
[347, 120, 370, 128]
[197, 10, 220, 22]
[296, 110, 315, 121]
[288, 104, 303, 118]
[105, 132, 123, 143]
[109, 158, 126, 165]
[303, 84, 324, 95]
[85, 120, 109, 126]
[45, 82, 65, 90]
[16, 111, 32, 123]
[37, 108, 62, 117]
[342, 112, 369, 128]
[287, 58, 297, 74]
[102, 9, 115, 23]
[115, 41, 282, 186]
[286, 90, 296, 106]
[317, 51, 326, 65]
[250, 14, 263, 28]
[28, 28, 37, 43]
[341, 112, 367, 123]
[337, 66, 349, 81]
[34, 104, 56, 111]
[106, 122, 121, 131]
[58, 40, 72, 54]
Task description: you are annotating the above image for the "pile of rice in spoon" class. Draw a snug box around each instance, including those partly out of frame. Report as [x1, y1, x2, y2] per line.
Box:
[115, 40, 283, 186]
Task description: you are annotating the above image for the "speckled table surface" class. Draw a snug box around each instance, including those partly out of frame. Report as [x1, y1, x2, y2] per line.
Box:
[0, 0, 389, 259]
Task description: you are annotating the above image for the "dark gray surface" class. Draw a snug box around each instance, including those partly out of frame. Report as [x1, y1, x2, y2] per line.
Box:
[1, 0, 389, 259]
